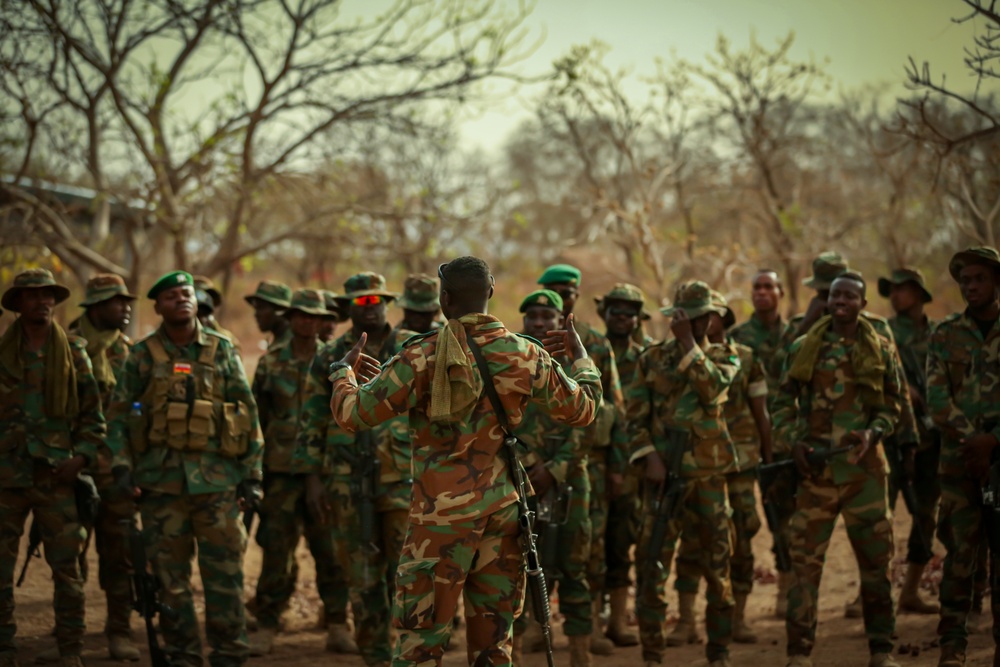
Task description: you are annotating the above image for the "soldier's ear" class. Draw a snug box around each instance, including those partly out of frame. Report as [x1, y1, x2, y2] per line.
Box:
[487, 284, 494, 301]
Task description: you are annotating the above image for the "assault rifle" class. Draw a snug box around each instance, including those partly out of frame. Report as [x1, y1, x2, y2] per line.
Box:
[123, 520, 174, 667]
[641, 429, 687, 597]
[16, 518, 42, 587]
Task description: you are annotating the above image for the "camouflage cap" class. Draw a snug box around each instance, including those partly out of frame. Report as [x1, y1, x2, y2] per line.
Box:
[79, 273, 137, 307]
[193, 275, 223, 307]
[519, 289, 564, 313]
[948, 246, 1000, 281]
[660, 280, 724, 319]
[148, 270, 194, 300]
[322, 290, 350, 322]
[802, 251, 849, 291]
[877, 267, 932, 303]
[396, 273, 440, 313]
[244, 280, 292, 309]
[335, 272, 399, 302]
[595, 282, 652, 320]
[285, 288, 328, 316]
[537, 264, 582, 287]
[195, 288, 215, 315]
[1, 268, 71, 312]
[709, 289, 737, 330]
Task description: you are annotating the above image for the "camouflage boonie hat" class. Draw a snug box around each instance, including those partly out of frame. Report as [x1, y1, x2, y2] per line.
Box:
[877, 267, 932, 303]
[660, 281, 724, 319]
[244, 280, 292, 309]
[1, 268, 71, 312]
[397, 274, 440, 312]
[335, 272, 399, 302]
[195, 288, 215, 314]
[803, 251, 849, 290]
[322, 290, 349, 322]
[709, 289, 736, 330]
[519, 289, 564, 313]
[193, 275, 223, 307]
[949, 246, 1000, 281]
[80, 273, 137, 307]
[595, 283, 651, 320]
[285, 288, 328, 316]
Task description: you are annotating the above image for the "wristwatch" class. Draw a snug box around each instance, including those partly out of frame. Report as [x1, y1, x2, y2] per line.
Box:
[328, 361, 352, 375]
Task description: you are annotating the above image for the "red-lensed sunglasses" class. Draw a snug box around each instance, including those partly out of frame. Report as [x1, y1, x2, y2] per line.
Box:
[351, 295, 383, 306]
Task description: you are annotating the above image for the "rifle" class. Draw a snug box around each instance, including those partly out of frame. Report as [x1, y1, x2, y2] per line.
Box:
[466, 336, 555, 667]
[122, 519, 174, 667]
[239, 480, 262, 536]
[16, 518, 42, 587]
[887, 444, 932, 562]
[641, 429, 687, 598]
[536, 435, 572, 572]
[354, 431, 380, 556]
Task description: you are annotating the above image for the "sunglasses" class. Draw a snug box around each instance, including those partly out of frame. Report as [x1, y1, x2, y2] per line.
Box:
[607, 306, 640, 318]
[352, 295, 384, 307]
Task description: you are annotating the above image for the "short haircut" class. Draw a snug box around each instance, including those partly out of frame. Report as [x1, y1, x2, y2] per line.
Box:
[440, 256, 492, 301]
[753, 268, 782, 286]
[833, 270, 866, 297]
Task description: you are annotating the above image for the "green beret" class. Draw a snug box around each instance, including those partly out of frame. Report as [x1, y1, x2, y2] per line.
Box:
[147, 271, 194, 300]
[537, 264, 582, 287]
[519, 289, 564, 313]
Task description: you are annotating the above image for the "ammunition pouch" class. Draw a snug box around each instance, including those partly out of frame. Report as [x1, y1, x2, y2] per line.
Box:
[220, 402, 251, 457]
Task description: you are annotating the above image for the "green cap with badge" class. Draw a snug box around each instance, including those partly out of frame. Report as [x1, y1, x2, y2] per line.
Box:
[244, 280, 292, 309]
[537, 264, 582, 287]
[877, 267, 933, 303]
[1, 268, 72, 312]
[519, 289, 564, 313]
[948, 246, 1000, 281]
[147, 271, 194, 300]
[661, 280, 726, 319]
[803, 251, 849, 291]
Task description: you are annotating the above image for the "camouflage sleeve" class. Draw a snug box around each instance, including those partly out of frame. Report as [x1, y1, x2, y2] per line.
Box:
[772, 341, 806, 450]
[329, 352, 419, 432]
[887, 345, 918, 444]
[680, 344, 740, 407]
[870, 343, 903, 438]
[626, 352, 654, 463]
[293, 345, 334, 474]
[528, 355, 602, 429]
[546, 426, 585, 485]
[252, 353, 271, 437]
[926, 327, 974, 439]
[107, 345, 145, 470]
[748, 355, 768, 399]
[71, 340, 106, 465]
[223, 345, 263, 481]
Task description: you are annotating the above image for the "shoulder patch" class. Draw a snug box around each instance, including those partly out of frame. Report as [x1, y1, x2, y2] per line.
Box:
[515, 332, 544, 348]
[402, 329, 438, 348]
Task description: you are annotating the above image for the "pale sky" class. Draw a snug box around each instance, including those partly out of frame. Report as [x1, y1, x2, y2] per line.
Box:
[452, 0, 981, 151]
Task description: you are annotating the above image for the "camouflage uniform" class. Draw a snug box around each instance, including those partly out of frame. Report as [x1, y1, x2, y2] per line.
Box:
[68, 274, 138, 644]
[627, 281, 740, 665]
[329, 310, 602, 667]
[926, 247, 1000, 659]
[250, 290, 348, 633]
[0, 269, 106, 660]
[772, 313, 903, 659]
[244, 281, 293, 352]
[394, 274, 444, 335]
[193, 277, 242, 355]
[296, 273, 412, 667]
[107, 273, 263, 667]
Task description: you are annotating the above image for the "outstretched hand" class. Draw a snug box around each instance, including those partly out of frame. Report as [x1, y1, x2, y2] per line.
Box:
[340, 333, 382, 383]
[542, 314, 588, 362]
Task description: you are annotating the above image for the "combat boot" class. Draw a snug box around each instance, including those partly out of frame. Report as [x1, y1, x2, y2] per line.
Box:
[775, 571, 791, 618]
[33, 647, 59, 664]
[107, 635, 140, 662]
[732, 592, 758, 643]
[589, 599, 615, 656]
[785, 656, 813, 667]
[0, 653, 20, 667]
[249, 628, 277, 657]
[606, 587, 638, 647]
[869, 653, 901, 667]
[844, 590, 863, 619]
[708, 658, 732, 667]
[898, 562, 939, 614]
[569, 635, 592, 667]
[57, 659, 82, 667]
[325, 623, 359, 654]
[938, 646, 966, 667]
[666, 592, 700, 647]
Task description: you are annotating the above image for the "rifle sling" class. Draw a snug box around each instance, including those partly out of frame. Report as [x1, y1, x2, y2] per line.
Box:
[465, 335, 513, 435]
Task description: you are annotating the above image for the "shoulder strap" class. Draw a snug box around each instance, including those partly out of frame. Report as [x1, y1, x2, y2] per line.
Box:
[465, 334, 511, 435]
[198, 335, 220, 366]
[146, 336, 169, 364]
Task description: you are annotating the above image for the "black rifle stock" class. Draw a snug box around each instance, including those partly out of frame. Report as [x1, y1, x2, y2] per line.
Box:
[16, 518, 42, 587]
[122, 520, 173, 667]
[355, 430, 380, 555]
[641, 429, 687, 597]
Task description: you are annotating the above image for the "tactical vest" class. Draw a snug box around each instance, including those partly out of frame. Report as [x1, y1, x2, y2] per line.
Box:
[128, 334, 250, 457]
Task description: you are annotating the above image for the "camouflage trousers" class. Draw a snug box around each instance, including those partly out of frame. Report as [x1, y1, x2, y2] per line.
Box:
[254, 472, 349, 629]
[635, 475, 733, 663]
[606, 469, 640, 591]
[514, 463, 592, 637]
[392, 502, 524, 667]
[141, 491, 248, 667]
[937, 474, 1000, 653]
[767, 458, 797, 573]
[586, 448, 609, 600]
[786, 470, 895, 657]
[0, 466, 86, 657]
[676, 468, 761, 596]
[82, 472, 137, 638]
[886, 441, 940, 565]
[325, 477, 410, 666]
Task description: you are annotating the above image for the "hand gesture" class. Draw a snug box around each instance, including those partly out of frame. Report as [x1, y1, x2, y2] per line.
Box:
[670, 310, 695, 347]
[542, 313, 588, 362]
[340, 333, 382, 383]
[644, 451, 667, 484]
[844, 429, 874, 465]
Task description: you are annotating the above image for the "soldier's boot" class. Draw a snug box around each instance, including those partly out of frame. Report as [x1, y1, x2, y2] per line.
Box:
[606, 587, 639, 647]
[869, 652, 901, 667]
[0, 653, 20, 667]
[938, 646, 966, 667]
[249, 628, 277, 657]
[708, 657, 732, 667]
[325, 623, 359, 654]
[732, 592, 758, 644]
[57, 659, 82, 667]
[898, 562, 939, 614]
[844, 590, 863, 619]
[589, 600, 615, 656]
[33, 647, 60, 664]
[775, 571, 791, 618]
[666, 592, 700, 647]
[785, 656, 813, 667]
[512, 635, 524, 667]
[107, 635, 140, 662]
[569, 635, 592, 667]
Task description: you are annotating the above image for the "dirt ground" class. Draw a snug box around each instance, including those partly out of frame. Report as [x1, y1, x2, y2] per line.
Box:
[10, 500, 995, 667]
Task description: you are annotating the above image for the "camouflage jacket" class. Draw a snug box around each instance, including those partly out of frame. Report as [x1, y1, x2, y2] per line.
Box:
[252, 336, 317, 473]
[294, 324, 413, 483]
[577, 319, 628, 466]
[515, 359, 586, 486]
[926, 310, 1000, 478]
[610, 335, 650, 473]
[773, 328, 903, 484]
[627, 338, 741, 478]
[328, 314, 602, 525]
[107, 321, 263, 495]
[0, 321, 106, 488]
[888, 314, 937, 449]
[729, 313, 795, 399]
[726, 339, 768, 472]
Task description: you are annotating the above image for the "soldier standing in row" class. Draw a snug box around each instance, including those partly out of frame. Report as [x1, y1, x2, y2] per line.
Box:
[394, 274, 443, 335]
[927, 247, 1000, 667]
[193, 277, 242, 354]
[538, 264, 625, 656]
[0, 269, 106, 667]
[107, 271, 263, 667]
[245, 281, 292, 350]
[249, 289, 356, 656]
[328, 256, 602, 666]
[774, 272, 902, 667]
[319, 291, 348, 344]
[628, 281, 740, 667]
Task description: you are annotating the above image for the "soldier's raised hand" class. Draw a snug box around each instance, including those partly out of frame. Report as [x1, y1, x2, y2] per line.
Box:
[340, 333, 382, 383]
[542, 313, 588, 362]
